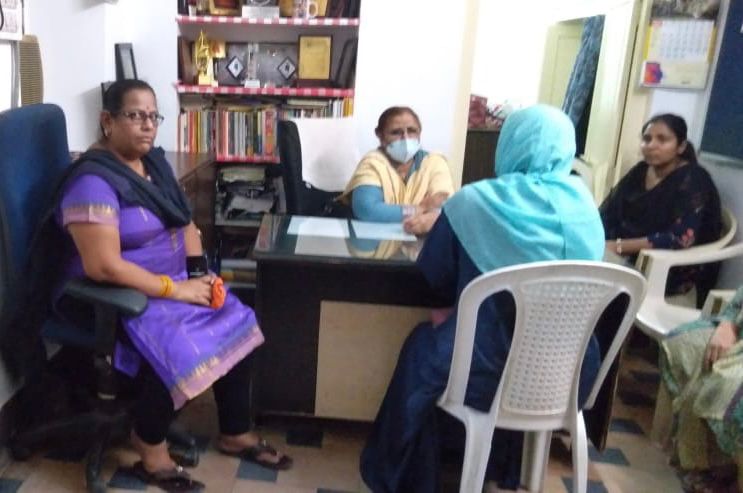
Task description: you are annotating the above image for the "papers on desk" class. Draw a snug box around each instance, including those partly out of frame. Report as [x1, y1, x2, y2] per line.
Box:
[295, 235, 351, 257]
[350, 221, 416, 242]
[287, 216, 350, 238]
[286, 216, 416, 242]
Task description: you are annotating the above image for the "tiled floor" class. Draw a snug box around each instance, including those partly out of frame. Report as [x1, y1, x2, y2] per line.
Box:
[0, 344, 683, 492]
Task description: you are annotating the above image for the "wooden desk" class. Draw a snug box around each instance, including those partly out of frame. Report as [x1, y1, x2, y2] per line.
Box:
[252, 215, 446, 420]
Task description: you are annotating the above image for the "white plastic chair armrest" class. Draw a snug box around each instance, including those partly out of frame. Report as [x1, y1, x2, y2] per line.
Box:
[641, 242, 743, 268]
[637, 243, 743, 307]
[701, 289, 737, 317]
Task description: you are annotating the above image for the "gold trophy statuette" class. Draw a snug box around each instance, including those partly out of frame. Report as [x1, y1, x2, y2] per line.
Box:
[194, 30, 214, 86]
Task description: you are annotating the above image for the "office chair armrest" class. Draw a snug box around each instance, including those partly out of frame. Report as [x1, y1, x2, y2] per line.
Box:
[61, 279, 148, 354]
[62, 278, 148, 317]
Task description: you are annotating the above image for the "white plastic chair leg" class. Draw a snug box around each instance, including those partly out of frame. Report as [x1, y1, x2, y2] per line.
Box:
[459, 415, 496, 493]
[571, 412, 588, 493]
[521, 430, 551, 492]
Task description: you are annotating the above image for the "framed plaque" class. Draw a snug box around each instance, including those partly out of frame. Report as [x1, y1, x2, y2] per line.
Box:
[115, 43, 138, 80]
[209, 0, 240, 16]
[297, 35, 332, 87]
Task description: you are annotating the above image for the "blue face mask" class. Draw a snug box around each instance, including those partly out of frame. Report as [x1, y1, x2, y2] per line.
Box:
[385, 138, 420, 164]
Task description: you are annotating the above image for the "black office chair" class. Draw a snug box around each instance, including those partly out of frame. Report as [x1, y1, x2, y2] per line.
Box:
[0, 104, 196, 493]
[277, 119, 355, 217]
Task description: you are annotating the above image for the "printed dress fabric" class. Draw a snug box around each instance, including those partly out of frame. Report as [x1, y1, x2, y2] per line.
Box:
[56, 171, 264, 410]
[660, 286, 743, 470]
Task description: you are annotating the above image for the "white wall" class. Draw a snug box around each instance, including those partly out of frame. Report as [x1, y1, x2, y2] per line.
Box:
[0, 42, 12, 111]
[25, 0, 177, 151]
[354, 0, 475, 185]
[470, 1, 551, 107]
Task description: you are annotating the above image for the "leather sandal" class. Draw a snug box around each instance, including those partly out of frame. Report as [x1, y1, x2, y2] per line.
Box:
[218, 438, 293, 470]
[130, 461, 205, 492]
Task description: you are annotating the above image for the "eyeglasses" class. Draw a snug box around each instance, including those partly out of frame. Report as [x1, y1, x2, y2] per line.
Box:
[115, 110, 165, 126]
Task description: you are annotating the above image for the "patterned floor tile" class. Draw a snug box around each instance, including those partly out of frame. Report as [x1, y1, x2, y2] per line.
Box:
[106, 467, 147, 491]
[0, 478, 23, 493]
[232, 480, 314, 493]
[609, 418, 645, 435]
[236, 459, 278, 482]
[588, 447, 630, 466]
[561, 477, 609, 493]
[0, 350, 686, 493]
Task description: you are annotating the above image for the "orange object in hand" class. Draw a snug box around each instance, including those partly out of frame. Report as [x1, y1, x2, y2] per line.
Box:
[211, 277, 226, 309]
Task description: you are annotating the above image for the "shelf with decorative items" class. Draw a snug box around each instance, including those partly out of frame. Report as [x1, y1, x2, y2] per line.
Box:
[175, 0, 360, 162]
[176, 0, 361, 290]
[175, 84, 354, 97]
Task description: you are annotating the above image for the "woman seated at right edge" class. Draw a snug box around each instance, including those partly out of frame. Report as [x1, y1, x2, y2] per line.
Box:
[600, 113, 722, 305]
[360, 105, 606, 492]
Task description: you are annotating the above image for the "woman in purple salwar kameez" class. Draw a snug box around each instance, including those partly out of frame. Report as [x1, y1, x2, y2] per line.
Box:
[54, 80, 290, 492]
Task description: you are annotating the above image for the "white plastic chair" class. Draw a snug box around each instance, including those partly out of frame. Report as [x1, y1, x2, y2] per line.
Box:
[437, 261, 646, 493]
[634, 207, 737, 307]
[634, 242, 743, 341]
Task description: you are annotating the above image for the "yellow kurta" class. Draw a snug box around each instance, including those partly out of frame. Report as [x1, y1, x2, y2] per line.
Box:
[341, 150, 454, 205]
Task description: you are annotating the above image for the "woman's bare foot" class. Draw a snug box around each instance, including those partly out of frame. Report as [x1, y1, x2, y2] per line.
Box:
[131, 430, 178, 473]
[217, 432, 291, 468]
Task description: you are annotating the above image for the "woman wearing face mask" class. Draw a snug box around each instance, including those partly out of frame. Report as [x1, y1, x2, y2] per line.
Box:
[600, 113, 722, 305]
[340, 106, 454, 235]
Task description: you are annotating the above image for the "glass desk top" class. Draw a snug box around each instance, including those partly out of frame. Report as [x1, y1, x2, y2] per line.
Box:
[253, 215, 424, 267]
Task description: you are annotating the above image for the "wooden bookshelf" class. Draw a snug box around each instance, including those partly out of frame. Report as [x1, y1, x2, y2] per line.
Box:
[176, 15, 360, 27]
[216, 155, 280, 164]
[175, 84, 354, 98]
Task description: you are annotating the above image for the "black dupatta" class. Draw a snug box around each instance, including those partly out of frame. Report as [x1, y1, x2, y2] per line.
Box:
[0, 147, 191, 381]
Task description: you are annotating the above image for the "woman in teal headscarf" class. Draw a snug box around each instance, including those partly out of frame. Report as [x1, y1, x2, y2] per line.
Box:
[360, 105, 606, 492]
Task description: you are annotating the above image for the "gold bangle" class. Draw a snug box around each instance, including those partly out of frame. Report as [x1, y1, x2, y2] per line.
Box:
[158, 275, 174, 298]
[616, 238, 623, 255]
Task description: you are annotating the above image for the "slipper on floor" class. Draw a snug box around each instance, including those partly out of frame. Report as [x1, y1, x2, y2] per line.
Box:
[130, 461, 205, 493]
[219, 438, 293, 470]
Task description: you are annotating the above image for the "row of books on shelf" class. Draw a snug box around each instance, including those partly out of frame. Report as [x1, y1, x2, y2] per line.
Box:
[177, 98, 353, 158]
[178, 106, 277, 158]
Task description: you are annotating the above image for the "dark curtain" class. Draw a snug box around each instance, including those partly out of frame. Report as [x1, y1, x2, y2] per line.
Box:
[562, 16, 605, 155]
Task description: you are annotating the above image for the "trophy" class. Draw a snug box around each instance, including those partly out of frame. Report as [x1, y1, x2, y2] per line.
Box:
[194, 30, 215, 86]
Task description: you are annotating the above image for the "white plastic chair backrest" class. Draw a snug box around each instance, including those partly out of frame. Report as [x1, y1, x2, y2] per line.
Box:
[439, 261, 646, 429]
[292, 117, 360, 192]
